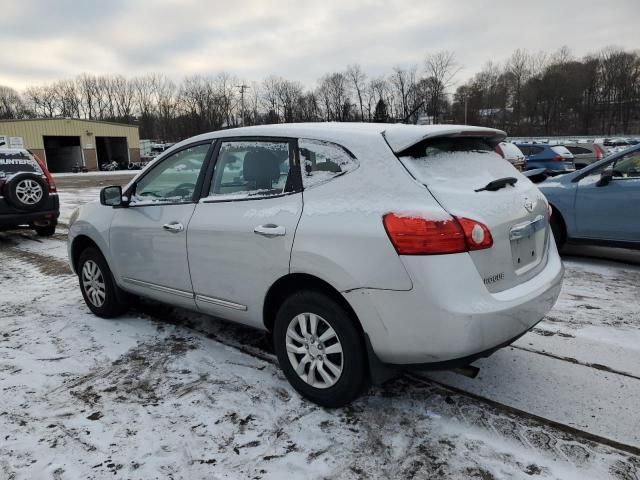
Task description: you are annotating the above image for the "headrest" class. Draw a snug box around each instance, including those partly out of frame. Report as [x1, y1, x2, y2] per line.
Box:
[243, 150, 282, 184]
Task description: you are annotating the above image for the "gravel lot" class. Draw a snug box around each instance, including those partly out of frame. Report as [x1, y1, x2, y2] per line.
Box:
[1, 174, 639, 479]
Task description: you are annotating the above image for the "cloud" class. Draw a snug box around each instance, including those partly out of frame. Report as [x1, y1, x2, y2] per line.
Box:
[0, 0, 638, 90]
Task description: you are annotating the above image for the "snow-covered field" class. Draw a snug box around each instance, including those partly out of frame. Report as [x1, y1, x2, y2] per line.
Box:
[1, 182, 639, 479]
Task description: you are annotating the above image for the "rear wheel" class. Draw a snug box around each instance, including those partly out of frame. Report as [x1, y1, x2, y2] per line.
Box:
[77, 247, 128, 318]
[273, 290, 368, 407]
[35, 224, 56, 237]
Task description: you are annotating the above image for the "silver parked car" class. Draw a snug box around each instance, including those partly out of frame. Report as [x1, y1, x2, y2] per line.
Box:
[68, 123, 564, 407]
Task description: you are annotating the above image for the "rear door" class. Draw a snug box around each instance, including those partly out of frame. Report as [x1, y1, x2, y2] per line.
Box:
[187, 137, 302, 328]
[396, 136, 550, 293]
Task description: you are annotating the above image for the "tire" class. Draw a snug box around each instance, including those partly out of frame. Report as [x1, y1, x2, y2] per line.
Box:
[35, 224, 56, 237]
[3, 172, 49, 211]
[77, 247, 128, 318]
[550, 213, 566, 250]
[273, 290, 369, 407]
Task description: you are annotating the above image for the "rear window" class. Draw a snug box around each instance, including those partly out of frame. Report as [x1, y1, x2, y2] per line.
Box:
[0, 152, 42, 175]
[398, 137, 510, 187]
[551, 146, 572, 156]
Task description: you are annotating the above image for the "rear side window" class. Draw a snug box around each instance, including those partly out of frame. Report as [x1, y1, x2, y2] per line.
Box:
[529, 146, 544, 155]
[0, 152, 42, 175]
[566, 146, 592, 155]
[299, 139, 358, 188]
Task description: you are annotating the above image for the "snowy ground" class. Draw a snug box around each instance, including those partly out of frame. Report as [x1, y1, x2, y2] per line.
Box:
[1, 181, 639, 479]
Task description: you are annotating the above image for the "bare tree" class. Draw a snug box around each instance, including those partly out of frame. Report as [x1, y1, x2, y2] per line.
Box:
[0, 86, 28, 119]
[424, 51, 460, 122]
[347, 64, 367, 121]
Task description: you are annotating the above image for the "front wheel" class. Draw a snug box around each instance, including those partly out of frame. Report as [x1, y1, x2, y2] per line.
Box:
[77, 247, 128, 318]
[273, 290, 369, 407]
[550, 213, 566, 251]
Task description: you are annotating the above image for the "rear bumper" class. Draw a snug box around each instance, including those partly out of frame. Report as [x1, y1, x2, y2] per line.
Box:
[344, 246, 564, 365]
[0, 208, 59, 228]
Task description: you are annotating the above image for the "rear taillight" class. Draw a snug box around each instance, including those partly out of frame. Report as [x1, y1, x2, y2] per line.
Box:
[383, 213, 493, 255]
[457, 217, 494, 250]
[552, 155, 564, 162]
[594, 145, 603, 161]
[494, 145, 504, 158]
[32, 154, 56, 193]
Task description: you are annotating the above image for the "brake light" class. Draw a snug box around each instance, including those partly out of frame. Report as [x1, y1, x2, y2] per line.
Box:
[32, 153, 56, 193]
[552, 155, 564, 162]
[383, 214, 493, 255]
[594, 144, 603, 161]
[494, 145, 504, 158]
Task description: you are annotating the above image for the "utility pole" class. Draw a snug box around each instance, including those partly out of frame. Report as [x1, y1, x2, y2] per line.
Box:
[236, 84, 250, 126]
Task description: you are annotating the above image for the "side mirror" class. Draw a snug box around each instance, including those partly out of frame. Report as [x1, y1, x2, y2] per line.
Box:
[596, 170, 613, 187]
[100, 185, 124, 206]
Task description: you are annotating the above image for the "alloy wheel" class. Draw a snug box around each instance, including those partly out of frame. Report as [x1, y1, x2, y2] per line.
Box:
[285, 312, 344, 389]
[15, 179, 43, 205]
[82, 260, 106, 307]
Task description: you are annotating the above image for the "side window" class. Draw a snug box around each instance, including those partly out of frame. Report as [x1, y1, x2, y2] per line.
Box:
[612, 151, 640, 178]
[568, 146, 591, 155]
[208, 141, 291, 199]
[131, 143, 209, 204]
[530, 146, 544, 155]
[299, 138, 358, 188]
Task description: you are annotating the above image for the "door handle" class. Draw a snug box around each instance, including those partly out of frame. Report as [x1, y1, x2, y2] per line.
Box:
[162, 222, 184, 233]
[254, 224, 286, 237]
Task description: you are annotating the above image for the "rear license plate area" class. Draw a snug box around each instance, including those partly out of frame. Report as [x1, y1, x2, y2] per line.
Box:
[512, 234, 538, 270]
[510, 215, 546, 273]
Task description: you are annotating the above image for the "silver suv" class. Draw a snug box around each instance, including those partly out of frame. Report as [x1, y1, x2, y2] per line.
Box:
[68, 123, 563, 407]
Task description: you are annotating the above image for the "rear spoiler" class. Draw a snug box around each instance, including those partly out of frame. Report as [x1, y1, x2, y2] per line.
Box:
[383, 125, 507, 154]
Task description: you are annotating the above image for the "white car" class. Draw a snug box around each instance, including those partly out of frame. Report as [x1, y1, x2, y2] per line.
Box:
[67, 123, 563, 407]
[496, 141, 526, 171]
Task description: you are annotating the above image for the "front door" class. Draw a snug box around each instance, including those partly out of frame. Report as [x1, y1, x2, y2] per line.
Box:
[187, 138, 302, 327]
[109, 142, 211, 308]
[575, 149, 640, 242]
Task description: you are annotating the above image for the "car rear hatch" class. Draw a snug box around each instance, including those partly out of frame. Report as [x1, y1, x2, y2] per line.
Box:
[550, 146, 575, 170]
[386, 127, 550, 293]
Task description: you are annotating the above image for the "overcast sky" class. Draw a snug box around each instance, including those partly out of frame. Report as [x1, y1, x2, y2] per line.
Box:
[1, 0, 638, 91]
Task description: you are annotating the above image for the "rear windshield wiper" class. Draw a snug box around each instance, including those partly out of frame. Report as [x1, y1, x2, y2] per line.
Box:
[474, 177, 518, 192]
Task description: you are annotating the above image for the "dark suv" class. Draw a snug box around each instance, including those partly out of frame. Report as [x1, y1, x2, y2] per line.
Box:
[0, 147, 59, 236]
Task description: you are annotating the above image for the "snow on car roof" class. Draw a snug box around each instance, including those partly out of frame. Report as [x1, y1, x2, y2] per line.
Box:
[0, 147, 30, 155]
[169, 123, 507, 155]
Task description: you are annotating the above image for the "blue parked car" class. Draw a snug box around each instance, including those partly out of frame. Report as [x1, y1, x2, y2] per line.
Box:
[515, 143, 576, 174]
[538, 144, 640, 249]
